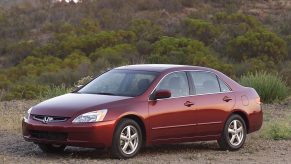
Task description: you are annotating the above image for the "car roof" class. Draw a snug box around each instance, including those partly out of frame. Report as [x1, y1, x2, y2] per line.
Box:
[115, 64, 243, 91]
[115, 64, 211, 72]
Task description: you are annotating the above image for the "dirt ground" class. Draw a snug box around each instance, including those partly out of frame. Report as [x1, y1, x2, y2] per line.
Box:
[0, 100, 291, 164]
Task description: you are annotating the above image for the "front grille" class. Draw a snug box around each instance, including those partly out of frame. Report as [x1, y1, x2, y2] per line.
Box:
[32, 115, 69, 123]
[30, 130, 68, 141]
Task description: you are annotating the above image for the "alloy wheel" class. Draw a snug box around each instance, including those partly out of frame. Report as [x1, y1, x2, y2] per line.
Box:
[228, 119, 244, 146]
[120, 125, 139, 155]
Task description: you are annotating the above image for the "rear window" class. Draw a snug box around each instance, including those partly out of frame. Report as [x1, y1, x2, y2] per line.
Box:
[189, 71, 221, 95]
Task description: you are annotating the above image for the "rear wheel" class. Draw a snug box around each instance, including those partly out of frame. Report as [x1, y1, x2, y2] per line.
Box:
[218, 114, 247, 151]
[38, 144, 66, 153]
[111, 118, 142, 159]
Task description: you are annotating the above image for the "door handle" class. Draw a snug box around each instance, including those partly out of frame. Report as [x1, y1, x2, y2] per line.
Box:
[223, 96, 232, 102]
[184, 101, 194, 107]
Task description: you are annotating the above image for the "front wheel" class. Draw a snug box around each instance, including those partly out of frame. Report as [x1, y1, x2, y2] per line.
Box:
[217, 114, 247, 151]
[111, 119, 142, 159]
[38, 144, 66, 153]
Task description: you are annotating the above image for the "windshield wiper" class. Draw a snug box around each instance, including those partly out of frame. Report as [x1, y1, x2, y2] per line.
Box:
[95, 92, 116, 95]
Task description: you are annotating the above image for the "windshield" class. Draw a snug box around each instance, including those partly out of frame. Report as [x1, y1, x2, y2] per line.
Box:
[78, 69, 159, 97]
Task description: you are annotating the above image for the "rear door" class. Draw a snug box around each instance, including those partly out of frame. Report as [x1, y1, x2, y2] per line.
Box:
[187, 71, 236, 136]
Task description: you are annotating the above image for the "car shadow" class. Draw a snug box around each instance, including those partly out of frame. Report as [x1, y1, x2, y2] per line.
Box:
[2, 132, 220, 160]
[40, 141, 220, 159]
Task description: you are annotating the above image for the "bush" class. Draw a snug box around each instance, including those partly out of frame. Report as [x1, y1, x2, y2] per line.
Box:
[90, 43, 137, 65]
[2, 83, 71, 101]
[234, 56, 276, 77]
[227, 30, 288, 62]
[129, 19, 162, 42]
[182, 18, 220, 45]
[148, 37, 234, 75]
[280, 64, 291, 87]
[40, 84, 71, 100]
[261, 121, 291, 140]
[239, 71, 289, 103]
[148, 36, 210, 64]
[75, 76, 93, 87]
[4, 84, 50, 100]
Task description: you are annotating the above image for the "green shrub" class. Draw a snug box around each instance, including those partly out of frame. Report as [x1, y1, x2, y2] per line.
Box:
[75, 76, 93, 87]
[148, 37, 234, 76]
[261, 122, 291, 140]
[0, 89, 6, 101]
[129, 19, 162, 42]
[4, 84, 50, 100]
[182, 18, 220, 45]
[279, 61, 291, 87]
[40, 85, 71, 100]
[148, 36, 210, 65]
[89, 44, 137, 65]
[239, 71, 289, 103]
[2, 84, 71, 101]
[234, 56, 277, 77]
[227, 30, 288, 62]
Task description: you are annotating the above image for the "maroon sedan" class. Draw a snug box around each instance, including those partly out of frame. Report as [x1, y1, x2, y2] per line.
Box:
[22, 64, 263, 159]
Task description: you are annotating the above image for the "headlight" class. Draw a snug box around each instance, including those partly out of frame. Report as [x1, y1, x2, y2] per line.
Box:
[72, 109, 108, 123]
[24, 107, 32, 119]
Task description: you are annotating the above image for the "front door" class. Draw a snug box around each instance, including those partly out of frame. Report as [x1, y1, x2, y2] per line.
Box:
[149, 72, 196, 142]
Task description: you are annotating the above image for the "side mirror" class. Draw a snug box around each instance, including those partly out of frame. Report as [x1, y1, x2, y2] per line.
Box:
[152, 90, 171, 100]
[72, 85, 83, 93]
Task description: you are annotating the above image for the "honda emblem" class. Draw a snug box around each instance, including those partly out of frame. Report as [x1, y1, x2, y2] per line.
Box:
[43, 116, 53, 124]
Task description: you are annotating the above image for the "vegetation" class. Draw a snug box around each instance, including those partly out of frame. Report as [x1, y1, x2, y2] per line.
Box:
[0, 0, 290, 100]
[240, 72, 289, 103]
[261, 121, 291, 140]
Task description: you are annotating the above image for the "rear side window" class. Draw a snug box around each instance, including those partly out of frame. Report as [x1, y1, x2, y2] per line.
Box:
[218, 78, 231, 92]
[189, 71, 220, 95]
[156, 72, 189, 97]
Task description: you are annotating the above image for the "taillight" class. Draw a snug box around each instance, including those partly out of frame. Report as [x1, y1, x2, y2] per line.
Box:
[256, 97, 261, 104]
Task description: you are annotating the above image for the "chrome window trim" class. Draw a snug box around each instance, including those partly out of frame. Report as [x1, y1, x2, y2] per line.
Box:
[148, 70, 233, 101]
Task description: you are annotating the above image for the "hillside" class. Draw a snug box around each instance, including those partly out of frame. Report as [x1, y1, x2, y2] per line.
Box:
[0, 0, 290, 100]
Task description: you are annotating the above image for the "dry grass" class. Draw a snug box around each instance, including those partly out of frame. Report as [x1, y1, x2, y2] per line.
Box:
[0, 100, 39, 133]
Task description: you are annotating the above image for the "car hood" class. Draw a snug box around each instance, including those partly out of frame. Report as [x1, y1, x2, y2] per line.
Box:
[31, 93, 131, 117]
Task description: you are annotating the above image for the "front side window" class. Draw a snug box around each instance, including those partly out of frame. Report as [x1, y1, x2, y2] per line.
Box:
[78, 70, 158, 97]
[156, 72, 189, 97]
[190, 71, 221, 95]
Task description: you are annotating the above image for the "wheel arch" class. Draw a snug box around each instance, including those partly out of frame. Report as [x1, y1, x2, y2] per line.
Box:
[228, 110, 250, 133]
[116, 114, 147, 146]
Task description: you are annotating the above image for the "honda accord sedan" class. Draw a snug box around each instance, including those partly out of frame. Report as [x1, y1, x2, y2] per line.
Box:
[22, 64, 263, 159]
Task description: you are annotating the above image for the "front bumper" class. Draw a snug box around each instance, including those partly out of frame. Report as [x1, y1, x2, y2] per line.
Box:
[22, 117, 116, 148]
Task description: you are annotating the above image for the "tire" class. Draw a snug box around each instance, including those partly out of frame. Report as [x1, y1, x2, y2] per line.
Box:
[217, 114, 247, 151]
[111, 118, 143, 159]
[38, 143, 66, 153]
